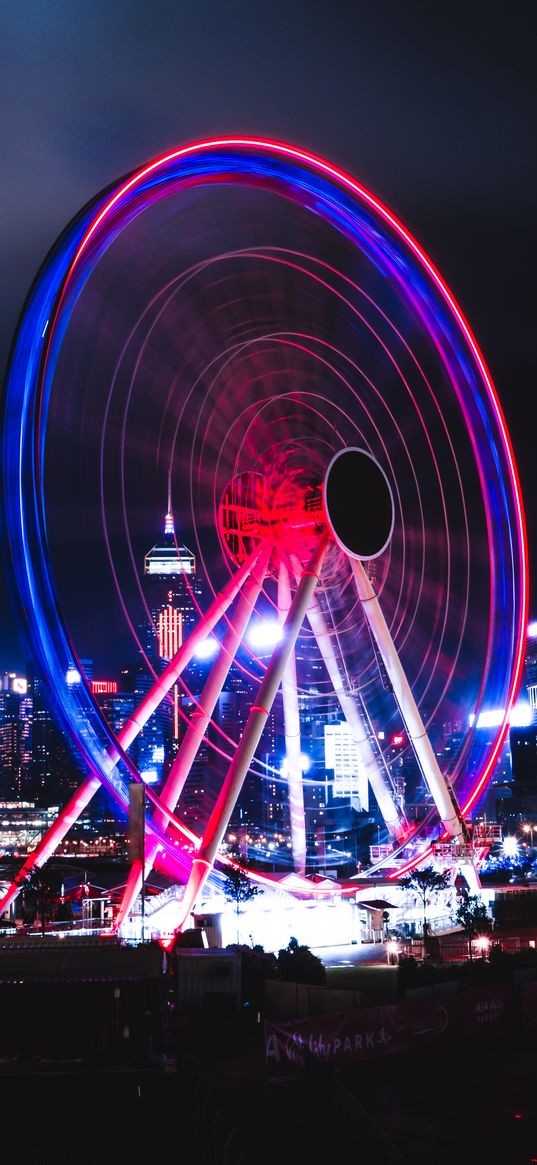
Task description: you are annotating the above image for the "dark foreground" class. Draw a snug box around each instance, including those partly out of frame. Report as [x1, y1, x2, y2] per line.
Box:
[1, 1022, 537, 1164]
[2, 935, 537, 1164]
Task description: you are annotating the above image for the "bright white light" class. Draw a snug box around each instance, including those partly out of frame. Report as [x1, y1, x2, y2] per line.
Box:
[469, 703, 533, 730]
[528, 621, 537, 639]
[152, 745, 165, 764]
[281, 753, 311, 779]
[140, 768, 158, 785]
[511, 703, 533, 727]
[66, 667, 81, 686]
[475, 935, 490, 952]
[502, 836, 519, 858]
[247, 620, 283, 650]
[194, 637, 219, 661]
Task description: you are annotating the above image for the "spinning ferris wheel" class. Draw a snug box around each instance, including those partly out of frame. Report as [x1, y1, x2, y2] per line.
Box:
[0, 138, 528, 932]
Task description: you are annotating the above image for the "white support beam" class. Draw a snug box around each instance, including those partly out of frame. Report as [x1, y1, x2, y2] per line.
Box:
[299, 578, 406, 841]
[351, 558, 465, 841]
[174, 534, 330, 930]
[115, 543, 271, 930]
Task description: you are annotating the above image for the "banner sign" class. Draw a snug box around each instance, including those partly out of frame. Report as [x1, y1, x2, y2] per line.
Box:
[266, 992, 475, 1076]
[409, 994, 461, 1047]
[266, 1004, 409, 1074]
[463, 984, 511, 1033]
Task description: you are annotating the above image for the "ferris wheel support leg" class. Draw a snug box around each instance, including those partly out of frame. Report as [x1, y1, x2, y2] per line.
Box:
[351, 558, 465, 842]
[0, 547, 264, 920]
[174, 535, 330, 932]
[290, 558, 406, 842]
[278, 560, 307, 876]
[118, 544, 265, 753]
[115, 544, 272, 932]
[458, 859, 482, 895]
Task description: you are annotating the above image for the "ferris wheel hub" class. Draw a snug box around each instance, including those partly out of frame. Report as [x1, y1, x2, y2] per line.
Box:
[218, 463, 325, 569]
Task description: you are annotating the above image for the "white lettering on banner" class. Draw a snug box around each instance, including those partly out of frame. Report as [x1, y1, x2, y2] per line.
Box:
[265, 1033, 281, 1062]
[275, 1025, 394, 1063]
[474, 997, 504, 1024]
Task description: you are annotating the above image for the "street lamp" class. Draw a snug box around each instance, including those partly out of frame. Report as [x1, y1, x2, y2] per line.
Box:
[386, 940, 399, 965]
[522, 823, 535, 848]
[502, 836, 519, 858]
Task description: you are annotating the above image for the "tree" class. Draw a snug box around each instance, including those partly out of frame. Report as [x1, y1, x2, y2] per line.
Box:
[277, 937, 326, 985]
[401, 866, 451, 937]
[455, 892, 493, 960]
[222, 866, 261, 939]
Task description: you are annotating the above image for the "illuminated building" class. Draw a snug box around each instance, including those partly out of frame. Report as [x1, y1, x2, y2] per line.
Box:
[143, 509, 203, 662]
[0, 801, 57, 854]
[91, 680, 118, 696]
[324, 722, 369, 811]
[28, 668, 80, 805]
[523, 631, 537, 723]
[140, 508, 206, 782]
[0, 688, 32, 800]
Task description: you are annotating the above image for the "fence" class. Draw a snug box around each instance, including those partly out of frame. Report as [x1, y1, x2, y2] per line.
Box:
[265, 973, 537, 1078]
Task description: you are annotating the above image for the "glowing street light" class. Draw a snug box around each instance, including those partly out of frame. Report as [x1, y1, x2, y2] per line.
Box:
[522, 823, 535, 848]
[386, 940, 399, 965]
[502, 836, 519, 858]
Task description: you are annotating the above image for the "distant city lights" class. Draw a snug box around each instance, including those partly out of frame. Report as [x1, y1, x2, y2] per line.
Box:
[140, 769, 159, 785]
[66, 667, 81, 686]
[469, 703, 532, 729]
[527, 621, 537, 639]
[247, 620, 283, 650]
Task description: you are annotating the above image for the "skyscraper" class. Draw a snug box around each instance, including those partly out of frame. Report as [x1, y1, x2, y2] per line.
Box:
[0, 678, 32, 801]
[139, 508, 205, 785]
[27, 667, 80, 805]
[143, 509, 204, 665]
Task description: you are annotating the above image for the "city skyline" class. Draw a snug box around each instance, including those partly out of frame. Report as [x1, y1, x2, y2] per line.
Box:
[0, 7, 533, 929]
[1, 4, 535, 677]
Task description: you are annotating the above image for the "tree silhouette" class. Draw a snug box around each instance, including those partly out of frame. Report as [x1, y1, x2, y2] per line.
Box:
[223, 865, 261, 916]
[277, 936, 326, 985]
[401, 866, 451, 937]
[455, 891, 492, 960]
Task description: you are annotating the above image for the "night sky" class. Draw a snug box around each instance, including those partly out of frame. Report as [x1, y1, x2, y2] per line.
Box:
[1, 0, 535, 672]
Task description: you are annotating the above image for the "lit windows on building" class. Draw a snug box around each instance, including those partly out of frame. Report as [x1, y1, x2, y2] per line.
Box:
[91, 680, 118, 695]
[158, 602, 182, 661]
[324, 722, 368, 811]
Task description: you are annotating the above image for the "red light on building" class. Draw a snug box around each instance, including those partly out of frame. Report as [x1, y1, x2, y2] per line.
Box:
[91, 680, 118, 695]
[391, 733, 405, 747]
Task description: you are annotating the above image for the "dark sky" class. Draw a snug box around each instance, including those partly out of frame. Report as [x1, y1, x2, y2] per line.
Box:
[1, 0, 535, 672]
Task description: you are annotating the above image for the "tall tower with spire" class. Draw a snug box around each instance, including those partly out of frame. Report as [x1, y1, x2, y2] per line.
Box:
[143, 507, 203, 663]
[141, 505, 205, 771]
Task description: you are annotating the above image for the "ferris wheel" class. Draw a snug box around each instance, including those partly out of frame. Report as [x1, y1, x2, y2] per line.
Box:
[0, 138, 527, 932]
